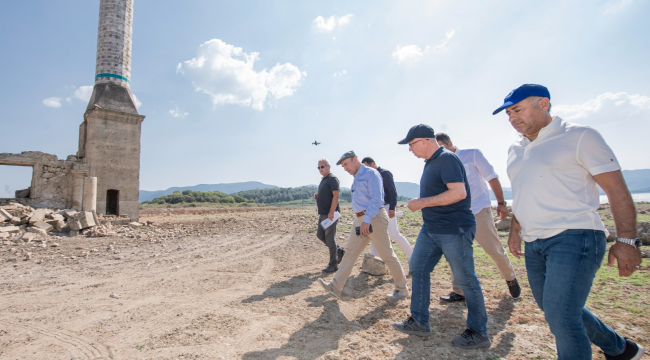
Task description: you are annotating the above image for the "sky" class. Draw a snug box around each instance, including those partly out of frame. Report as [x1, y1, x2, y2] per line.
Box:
[1, 0, 650, 197]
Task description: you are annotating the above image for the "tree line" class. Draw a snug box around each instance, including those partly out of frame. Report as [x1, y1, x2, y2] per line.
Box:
[142, 190, 253, 205]
[142, 187, 411, 206]
[232, 186, 411, 204]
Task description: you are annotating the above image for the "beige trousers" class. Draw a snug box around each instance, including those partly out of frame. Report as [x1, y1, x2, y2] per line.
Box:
[330, 207, 408, 293]
[452, 206, 516, 295]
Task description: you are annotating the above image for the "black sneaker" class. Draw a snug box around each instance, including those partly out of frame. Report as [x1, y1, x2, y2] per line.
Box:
[440, 292, 465, 302]
[392, 316, 431, 337]
[604, 338, 645, 360]
[506, 278, 521, 298]
[322, 266, 338, 273]
[451, 328, 491, 349]
[337, 248, 345, 265]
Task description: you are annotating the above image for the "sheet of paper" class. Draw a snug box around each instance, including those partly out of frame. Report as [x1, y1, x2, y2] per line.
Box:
[320, 211, 341, 229]
[395, 211, 404, 216]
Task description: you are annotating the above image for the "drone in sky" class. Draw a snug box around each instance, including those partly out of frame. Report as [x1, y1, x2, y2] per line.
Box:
[312, 141, 321, 146]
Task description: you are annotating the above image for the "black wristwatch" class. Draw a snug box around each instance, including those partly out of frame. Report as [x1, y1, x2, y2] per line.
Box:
[615, 237, 642, 249]
[497, 201, 507, 206]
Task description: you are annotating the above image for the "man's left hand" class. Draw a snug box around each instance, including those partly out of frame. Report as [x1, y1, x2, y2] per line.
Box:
[608, 242, 642, 277]
[328, 211, 335, 221]
[388, 210, 395, 218]
[408, 198, 422, 212]
[496, 204, 509, 220]
[360, 222, 371, 236]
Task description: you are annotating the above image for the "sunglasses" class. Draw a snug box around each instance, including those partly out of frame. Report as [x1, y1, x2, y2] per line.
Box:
[317, 165, 329, 169]
[409, 139, 424, 148]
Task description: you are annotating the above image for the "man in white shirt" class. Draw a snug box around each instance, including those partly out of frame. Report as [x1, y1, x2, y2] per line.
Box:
[435, 133, 520, 301]
[495, 84, 643, 360]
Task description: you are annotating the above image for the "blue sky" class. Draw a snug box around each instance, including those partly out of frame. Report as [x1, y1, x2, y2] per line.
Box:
[1, 0, 649, 197]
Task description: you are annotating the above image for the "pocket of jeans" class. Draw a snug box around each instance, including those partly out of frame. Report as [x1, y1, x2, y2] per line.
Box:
[593, 230, 606, 266]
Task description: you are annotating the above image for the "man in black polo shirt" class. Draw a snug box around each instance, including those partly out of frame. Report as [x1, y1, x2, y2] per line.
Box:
[361, 157, 413, 260]
[392, 124, 490, 350]
[314, 158, 345, 273]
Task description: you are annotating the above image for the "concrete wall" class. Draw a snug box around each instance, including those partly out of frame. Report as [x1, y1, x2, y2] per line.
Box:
[0, 151, 88, 209]
[82, 107, 144, 221]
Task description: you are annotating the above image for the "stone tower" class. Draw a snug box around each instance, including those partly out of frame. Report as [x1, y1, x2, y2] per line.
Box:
[78, 0, 145, 221]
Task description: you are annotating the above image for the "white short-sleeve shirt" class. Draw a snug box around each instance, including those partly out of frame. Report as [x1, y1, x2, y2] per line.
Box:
[455, 148, 499, 215]
[507, 116, 621, 242]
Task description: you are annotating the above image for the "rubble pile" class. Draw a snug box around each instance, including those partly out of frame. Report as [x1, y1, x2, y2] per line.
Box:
[0, 202, 138, 243]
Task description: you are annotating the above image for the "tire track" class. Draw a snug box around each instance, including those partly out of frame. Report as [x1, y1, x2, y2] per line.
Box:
[0, 319, 111, 359]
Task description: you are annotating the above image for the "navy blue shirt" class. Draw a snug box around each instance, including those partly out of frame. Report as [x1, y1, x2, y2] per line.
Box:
[420, 146, 476, 234]
[377, 167, 398, 211]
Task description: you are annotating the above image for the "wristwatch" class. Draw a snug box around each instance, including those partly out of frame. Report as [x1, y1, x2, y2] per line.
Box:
[615, 237, 642, 249]
[497, 201, 507, 206]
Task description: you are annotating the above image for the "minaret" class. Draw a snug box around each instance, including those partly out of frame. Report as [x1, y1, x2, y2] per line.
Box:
[85, 0, 138, 114]
[78, 0, 145, 221]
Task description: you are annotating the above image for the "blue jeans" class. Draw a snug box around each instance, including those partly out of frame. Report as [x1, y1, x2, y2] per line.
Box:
[525, 229, 626, 359]
[409, 225, 488, 336]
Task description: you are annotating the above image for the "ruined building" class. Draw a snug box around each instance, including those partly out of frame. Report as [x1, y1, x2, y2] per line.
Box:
[0, 0, 144, 221]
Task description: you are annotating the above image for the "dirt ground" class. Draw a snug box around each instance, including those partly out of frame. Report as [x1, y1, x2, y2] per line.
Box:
[0, 206, 647, 360]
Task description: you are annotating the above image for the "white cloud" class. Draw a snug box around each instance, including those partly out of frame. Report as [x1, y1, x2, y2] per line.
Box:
[73, 85, 94, 102]
[554, 92, 650, 125]
[43, 97, 62, 108]
[177, 39, 306, 111]
[314, 14, 353, 32]
[169, 107, 188, 119]
[332, 69, 347, 77]
[393, 29, 456, 64]
[392, 45, 423, 63]
[424, 29, 455, 53]
[132, 94, 142, 109]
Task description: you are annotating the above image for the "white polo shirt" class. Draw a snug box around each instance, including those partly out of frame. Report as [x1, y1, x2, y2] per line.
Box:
[455, 148, 499, 215]
[507, 116, 620, 242]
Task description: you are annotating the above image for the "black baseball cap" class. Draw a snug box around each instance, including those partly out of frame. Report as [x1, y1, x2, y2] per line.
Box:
[398, 124, 435, 144]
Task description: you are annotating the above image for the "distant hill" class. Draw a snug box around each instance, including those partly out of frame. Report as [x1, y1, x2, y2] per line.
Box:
[393, 170, 649, 201]
[621, 169, 650, 193]
[139, 169, 648, 203]
[395, 182, 420, 199]
[139, 181, 277, 203]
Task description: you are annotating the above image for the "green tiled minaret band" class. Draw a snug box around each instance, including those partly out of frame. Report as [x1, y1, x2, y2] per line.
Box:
[95, 73, 130, 83]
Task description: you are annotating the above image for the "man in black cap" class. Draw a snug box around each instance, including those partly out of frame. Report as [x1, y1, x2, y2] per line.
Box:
[495, 84, 643, 360]
[314, 158, 345, 273]
[391, 125, 490, 350]
[318, 151, 409, 302]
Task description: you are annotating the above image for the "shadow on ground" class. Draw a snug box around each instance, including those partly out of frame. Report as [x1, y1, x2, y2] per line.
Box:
[392, 296, 516, 358]
[242, 296, 398, 360]
[242, 272, 322, 303]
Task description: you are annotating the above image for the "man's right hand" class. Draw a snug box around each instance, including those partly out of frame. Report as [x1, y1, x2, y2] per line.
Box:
[508, 230, 525, 259]
[496, 204, 509, 220]
[313, 193, 317, 200]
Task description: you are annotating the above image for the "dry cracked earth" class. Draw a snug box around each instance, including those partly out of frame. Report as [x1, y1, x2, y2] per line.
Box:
[0, 206, 647, 360]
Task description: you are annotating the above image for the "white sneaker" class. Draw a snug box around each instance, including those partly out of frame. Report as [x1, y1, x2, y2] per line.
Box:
[386, 289, 409, 301]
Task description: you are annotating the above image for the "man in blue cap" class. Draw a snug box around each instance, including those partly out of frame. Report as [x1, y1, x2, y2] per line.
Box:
[495, 84, 644, 360]
[391, 125, 490, 350]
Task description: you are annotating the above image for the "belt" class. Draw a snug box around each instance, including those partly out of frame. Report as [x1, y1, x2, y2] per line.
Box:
[355, 210, 366, 217]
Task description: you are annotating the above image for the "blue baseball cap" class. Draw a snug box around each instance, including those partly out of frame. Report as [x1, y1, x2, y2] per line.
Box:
[398, 124, 435, 144]
[492, 84, 550, 115]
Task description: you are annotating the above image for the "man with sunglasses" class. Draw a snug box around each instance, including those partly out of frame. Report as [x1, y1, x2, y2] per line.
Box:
[314, 159, 345, 273]
[318, 151, 409, 302]
[392, 124, 490, 350]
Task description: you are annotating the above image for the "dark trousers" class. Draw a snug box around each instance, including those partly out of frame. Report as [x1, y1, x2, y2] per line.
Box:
[316, 215, 341, 267]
